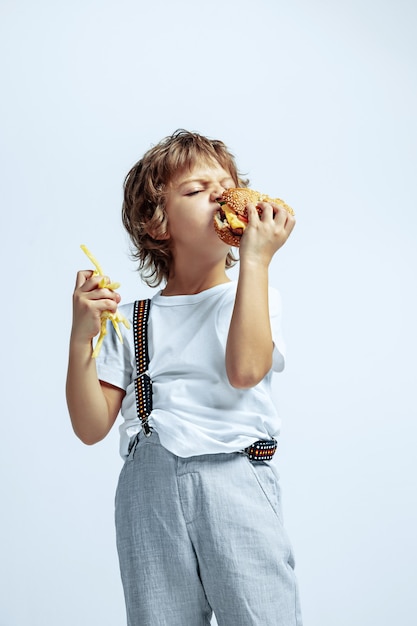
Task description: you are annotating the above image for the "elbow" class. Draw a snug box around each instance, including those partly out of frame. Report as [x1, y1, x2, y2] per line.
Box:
[228, 375, 258, 390]
[80, 435, 103, 446]
[226, 361, 272, 390]
[72, 425, 107, 446]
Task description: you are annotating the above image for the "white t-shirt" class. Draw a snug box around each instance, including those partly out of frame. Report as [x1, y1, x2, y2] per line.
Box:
[96, 281, 286, 459]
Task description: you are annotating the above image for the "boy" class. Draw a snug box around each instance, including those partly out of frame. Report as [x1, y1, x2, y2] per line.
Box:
[66, 129, 302, 625]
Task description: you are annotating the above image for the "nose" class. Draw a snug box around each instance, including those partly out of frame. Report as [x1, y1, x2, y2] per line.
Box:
[211, 186, 225, 203]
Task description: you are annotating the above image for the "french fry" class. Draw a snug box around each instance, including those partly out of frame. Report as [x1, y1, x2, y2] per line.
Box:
[80, 244, 130, 358]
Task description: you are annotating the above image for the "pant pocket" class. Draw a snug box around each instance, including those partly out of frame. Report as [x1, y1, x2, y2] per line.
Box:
[246, 458, 285, 524]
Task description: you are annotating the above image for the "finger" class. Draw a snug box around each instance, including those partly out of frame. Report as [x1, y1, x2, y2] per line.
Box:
[97, 298, 121, 313]
[270, 204, 291, 227]
[246, 202, 261, 223]
[79, 273, 112, 293]
[81, 296, 120, 317]
[271, 201, 296, 217]
[284, 213, 296, 235]
[74, 269, 95, 289]
[256, 202, 274, 221]
[89, 287, 121, 304]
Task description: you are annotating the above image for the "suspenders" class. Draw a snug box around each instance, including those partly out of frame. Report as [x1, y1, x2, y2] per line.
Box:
[131, 297, 277, 460]
[133, 299, 153, 436]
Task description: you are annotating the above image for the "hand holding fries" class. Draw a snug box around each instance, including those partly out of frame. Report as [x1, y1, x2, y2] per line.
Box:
[79, 245, 130, 358]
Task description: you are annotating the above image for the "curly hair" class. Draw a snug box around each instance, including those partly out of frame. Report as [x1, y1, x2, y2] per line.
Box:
[122, 129, 248, 287]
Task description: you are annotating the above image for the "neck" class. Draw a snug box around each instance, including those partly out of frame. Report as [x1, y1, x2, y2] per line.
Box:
[162, 257, 231, 296]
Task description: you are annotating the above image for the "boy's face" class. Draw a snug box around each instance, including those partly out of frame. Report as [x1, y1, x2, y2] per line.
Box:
[164, 160, 235, 254]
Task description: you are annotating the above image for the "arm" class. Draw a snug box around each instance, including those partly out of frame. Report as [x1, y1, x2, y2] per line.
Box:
[225, 202, 295, 388]
[66, 270, 125, 444]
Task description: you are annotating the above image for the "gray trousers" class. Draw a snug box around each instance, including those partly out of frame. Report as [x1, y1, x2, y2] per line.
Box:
[115, 431, 302, 626]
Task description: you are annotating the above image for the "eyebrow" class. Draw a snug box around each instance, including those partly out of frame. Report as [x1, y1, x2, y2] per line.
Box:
[177, 176, 234, 189]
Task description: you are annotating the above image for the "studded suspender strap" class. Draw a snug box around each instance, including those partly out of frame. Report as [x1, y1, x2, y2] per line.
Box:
[133, 299, 153, 436]
[243, 439, 277, 461]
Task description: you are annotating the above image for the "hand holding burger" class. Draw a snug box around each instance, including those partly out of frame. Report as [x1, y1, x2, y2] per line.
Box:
[213, 188, 295, 247]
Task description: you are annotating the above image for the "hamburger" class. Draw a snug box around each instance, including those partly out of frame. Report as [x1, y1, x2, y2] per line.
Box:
[213, 188, 295, 247]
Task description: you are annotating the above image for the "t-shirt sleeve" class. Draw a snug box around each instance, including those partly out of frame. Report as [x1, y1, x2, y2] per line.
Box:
[269, 287, 286, 372]
[95, 303, 135, 391]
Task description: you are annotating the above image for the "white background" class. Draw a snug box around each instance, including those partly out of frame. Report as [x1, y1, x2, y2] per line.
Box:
[1, 0, 416, 624]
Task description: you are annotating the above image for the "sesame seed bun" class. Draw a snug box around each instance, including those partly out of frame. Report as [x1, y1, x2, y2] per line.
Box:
[213, 188, 294, 247]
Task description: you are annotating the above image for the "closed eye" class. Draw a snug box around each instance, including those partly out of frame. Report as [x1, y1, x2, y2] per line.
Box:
[185, 190, 202, 196]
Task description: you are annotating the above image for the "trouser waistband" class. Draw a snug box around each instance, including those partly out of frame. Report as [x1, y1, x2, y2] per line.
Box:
[130, 430, 277, 462]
